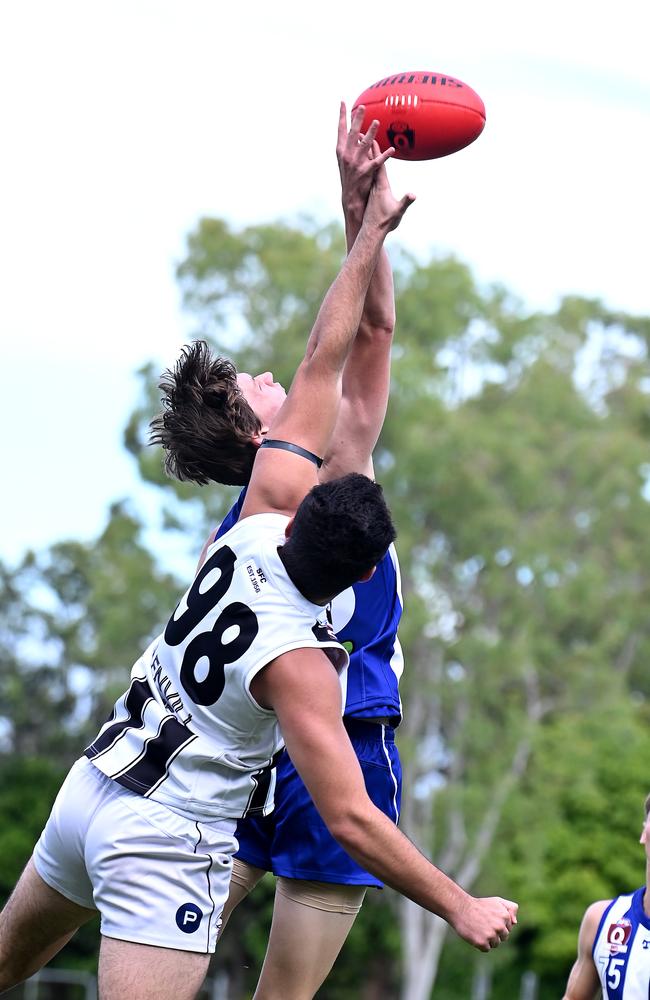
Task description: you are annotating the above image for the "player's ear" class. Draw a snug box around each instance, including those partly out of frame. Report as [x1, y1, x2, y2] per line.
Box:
[251, 428, 268, 448]
[358, 566, 376, 583]
[284, 517, 295, 539]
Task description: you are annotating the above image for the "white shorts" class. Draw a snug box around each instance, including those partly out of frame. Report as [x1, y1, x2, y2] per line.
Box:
[32, 757, 238, 953]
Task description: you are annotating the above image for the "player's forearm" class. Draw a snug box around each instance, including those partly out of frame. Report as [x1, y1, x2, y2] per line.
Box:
[328, 803, 469, 923]
[358, 252, 395, 338]
[318, 215, 394, 476]
[304, 222, 388, 375]
[344, 203, 395, 336]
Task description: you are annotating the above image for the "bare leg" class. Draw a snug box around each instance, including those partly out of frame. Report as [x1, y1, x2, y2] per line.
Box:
[98, 937, 210, 1000]
[217, 858, 266, 938]
[253, 879, 366, 1000]
[0, 858, 96, 993]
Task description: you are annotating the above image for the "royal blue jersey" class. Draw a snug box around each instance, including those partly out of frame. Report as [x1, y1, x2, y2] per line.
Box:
[592, 888, 650, 998]
[215, 490, 404, 724]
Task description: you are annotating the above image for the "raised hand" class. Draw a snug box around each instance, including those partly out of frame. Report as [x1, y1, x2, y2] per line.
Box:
[450, 895, 519, 953]
[337, 102, 395, 217]
[362, 156, 416, 235]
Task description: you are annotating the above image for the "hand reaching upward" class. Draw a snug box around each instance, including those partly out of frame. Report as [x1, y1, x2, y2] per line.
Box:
[337, 102, 392, 213]
[362, 156, 416, 235]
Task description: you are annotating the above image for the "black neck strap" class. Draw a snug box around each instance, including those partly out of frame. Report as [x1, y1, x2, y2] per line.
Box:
[260, 438, 323, 469]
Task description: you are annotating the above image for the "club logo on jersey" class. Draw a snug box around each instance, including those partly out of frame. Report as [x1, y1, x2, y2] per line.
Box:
[175, 903, 203, 933]
[244, 561, 267, 597]
[607, 918, 632, 953]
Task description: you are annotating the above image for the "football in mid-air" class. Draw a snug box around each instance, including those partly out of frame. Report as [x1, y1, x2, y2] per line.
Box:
[352, 71, 485, 161]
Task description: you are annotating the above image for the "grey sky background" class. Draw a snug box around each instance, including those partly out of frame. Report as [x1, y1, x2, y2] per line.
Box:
[2, 0, 649, 566]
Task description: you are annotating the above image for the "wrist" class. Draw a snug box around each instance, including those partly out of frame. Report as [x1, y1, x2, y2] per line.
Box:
[359, 216, 390, 242]
[437, 882, 472, 925]
[342, 197, 365, 224]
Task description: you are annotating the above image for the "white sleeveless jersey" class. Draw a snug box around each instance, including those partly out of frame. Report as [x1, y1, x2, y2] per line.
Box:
[593, 888, 650, 998]
[85, 513, 349, 822]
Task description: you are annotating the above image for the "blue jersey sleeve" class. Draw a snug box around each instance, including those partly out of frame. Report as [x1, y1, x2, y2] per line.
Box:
[215, 487, 247, 540]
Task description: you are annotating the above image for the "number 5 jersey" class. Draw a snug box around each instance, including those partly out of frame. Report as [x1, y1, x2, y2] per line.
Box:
[85, 513, 349, 822]
[593, 888, 650, 998]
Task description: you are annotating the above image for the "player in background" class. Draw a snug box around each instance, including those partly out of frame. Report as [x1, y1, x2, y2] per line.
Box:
[0, 134, 516, 1000]
[211, 105, 408, 997]
[562, 794, 650, 999]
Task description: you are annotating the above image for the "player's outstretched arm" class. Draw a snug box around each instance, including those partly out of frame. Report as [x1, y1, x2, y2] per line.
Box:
[252, 649, 517, 952]
[322, 103, 397, 481]
[241, 167, 415, 520]
[562, 901, 609, 1000]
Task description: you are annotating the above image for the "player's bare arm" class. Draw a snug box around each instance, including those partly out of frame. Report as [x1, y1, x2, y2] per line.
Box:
[251, 648, 518, 953]
[240, 167, 415, 520]
[562, 900, 610, 1000]
[322, 104, 396, 481]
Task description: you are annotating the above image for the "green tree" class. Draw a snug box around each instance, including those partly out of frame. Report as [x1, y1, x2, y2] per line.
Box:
[5, 213, 649, 995]
[382, 293, 650, 999]
[124, 216, 650, 997]
[492, 699, 650, 996]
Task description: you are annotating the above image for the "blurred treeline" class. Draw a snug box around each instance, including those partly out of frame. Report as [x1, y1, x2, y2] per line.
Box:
[2, 215, 650, 999]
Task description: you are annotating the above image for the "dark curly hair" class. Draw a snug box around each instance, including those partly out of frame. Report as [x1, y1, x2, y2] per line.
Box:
[281, 473, 397, 602]
[150, 341, 261, 487]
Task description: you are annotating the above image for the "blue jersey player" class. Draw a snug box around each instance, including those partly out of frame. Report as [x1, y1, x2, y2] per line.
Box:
[212, 492, 403, 990]
[562, 793, 650, 999]
[0, 110, 519, 1000]
[182, 105, 407, 995]
[144, 106, 515, 996]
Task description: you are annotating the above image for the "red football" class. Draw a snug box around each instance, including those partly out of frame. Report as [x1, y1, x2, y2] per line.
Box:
[352, 71, 486, 161]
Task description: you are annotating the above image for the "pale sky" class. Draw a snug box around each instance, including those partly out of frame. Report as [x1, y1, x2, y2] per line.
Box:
[2, 0, 649, 565]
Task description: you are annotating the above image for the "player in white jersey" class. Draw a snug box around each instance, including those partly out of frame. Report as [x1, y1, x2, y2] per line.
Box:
[84, 511, 350, 821]
[156, 104, 409, 997]
[0, 130, 517, 1000]
[562, 793, 650, 999]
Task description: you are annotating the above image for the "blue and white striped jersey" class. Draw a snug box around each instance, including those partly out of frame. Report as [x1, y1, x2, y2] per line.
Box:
[593, 888, 650, 998]
[216, 488, 404, 724]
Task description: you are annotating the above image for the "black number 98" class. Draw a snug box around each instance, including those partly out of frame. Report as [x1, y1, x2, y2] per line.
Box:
[164, 544, 259, 706]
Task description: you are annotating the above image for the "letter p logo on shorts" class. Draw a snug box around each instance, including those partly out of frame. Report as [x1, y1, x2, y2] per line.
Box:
[175, 903, 203, 933]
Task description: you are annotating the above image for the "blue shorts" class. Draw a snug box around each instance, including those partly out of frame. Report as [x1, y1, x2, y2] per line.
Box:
[234, 719, 402, 888]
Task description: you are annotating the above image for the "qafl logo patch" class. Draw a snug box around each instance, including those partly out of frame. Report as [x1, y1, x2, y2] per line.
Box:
[607, 918, 632, 954]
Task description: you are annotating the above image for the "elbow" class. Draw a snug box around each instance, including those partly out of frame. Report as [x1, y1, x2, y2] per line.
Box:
[359, 317, 395, 343]
[324, 803, 374, 856]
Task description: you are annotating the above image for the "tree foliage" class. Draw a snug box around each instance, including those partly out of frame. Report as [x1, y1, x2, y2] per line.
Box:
[4, 213, 650, 998]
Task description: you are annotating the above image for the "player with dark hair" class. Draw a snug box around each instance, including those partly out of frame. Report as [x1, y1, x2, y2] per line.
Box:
[202, 107, 413, 997]
[151, 351, 262, 487]
[153, 107, 511, 998]
[562, 794, 650, 999]
[0, 118, 516, 1000]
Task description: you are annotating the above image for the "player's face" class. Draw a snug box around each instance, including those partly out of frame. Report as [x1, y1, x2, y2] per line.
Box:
[640, 811, 650, 855]
[237, 371, 286, 431]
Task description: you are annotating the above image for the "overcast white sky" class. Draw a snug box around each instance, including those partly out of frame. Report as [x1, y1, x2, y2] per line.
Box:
[2, 0, 649, 565]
